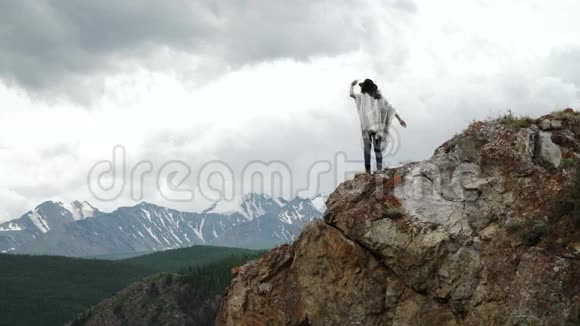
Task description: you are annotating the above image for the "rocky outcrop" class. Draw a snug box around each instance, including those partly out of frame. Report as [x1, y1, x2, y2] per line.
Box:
[217, 111, 580, 325]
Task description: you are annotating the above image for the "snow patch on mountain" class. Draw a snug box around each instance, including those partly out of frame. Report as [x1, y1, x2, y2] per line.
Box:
[238, 193, 282, 221]
[193, 216, 206, 243]
[202, 200, 239, 216]
[273, 197, 287, 206]
[310, 193, 329, 213]
[59, 200, 98, 220]
[28, 209, 50, 233]
[0, 222, 22, 232]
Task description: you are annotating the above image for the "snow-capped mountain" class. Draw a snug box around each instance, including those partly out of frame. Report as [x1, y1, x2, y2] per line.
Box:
[202, 193, 282, 219]
[0, 200, 100, 253]
[1, 193, 328, 256]
[16, 202, 249, 256]
[238, 193, 283, 220]
[0, 200, 98, 234]
[61, 200, 99, 221]
[212, 194, 326, 248]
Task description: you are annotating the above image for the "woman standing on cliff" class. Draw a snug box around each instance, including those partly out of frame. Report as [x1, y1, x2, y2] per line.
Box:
[350, 79, 406, 174]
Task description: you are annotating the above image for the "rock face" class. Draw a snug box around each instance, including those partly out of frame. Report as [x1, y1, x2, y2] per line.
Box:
[538, 131, 563, 168]
[217, 112, 580, 325]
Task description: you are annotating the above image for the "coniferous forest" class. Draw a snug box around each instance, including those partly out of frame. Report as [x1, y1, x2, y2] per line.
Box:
[0, 246, 260, 326]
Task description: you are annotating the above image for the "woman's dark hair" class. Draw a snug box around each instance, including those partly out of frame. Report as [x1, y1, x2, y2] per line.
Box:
[360, 79, 382, 100]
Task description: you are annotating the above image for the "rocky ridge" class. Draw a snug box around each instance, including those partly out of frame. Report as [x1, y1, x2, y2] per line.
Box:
[217, 111, 580, 325]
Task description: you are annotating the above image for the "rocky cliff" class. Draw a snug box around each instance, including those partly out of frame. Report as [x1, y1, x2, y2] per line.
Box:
[217, 111, 580, 325]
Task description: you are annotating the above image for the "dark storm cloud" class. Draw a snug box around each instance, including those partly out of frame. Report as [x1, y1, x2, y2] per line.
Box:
[0, 0, 376, 97]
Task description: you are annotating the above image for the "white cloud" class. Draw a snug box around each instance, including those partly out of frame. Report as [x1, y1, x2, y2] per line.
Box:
[1, 1, 580, 221]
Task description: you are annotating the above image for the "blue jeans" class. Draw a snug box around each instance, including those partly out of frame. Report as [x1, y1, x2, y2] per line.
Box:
[363, 130, 383, 173]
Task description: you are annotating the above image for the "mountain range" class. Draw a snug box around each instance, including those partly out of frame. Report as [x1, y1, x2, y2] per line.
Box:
[0, 193, 328, 257]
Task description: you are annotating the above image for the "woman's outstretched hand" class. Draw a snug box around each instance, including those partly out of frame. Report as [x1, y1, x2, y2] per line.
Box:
[395, 114, 407, 128]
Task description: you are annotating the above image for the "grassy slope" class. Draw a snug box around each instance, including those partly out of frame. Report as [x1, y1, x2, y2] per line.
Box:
[0, 246, 261, 326]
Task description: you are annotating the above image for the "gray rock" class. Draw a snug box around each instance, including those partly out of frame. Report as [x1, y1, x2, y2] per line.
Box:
[551, 119, 563, 129]
[539, 119, 552, 130]
[538, 118, 563, 130]
[538, 131, 562, 168]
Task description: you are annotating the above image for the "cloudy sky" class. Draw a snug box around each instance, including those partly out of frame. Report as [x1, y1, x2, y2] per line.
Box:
[1, 0, 579, 221]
